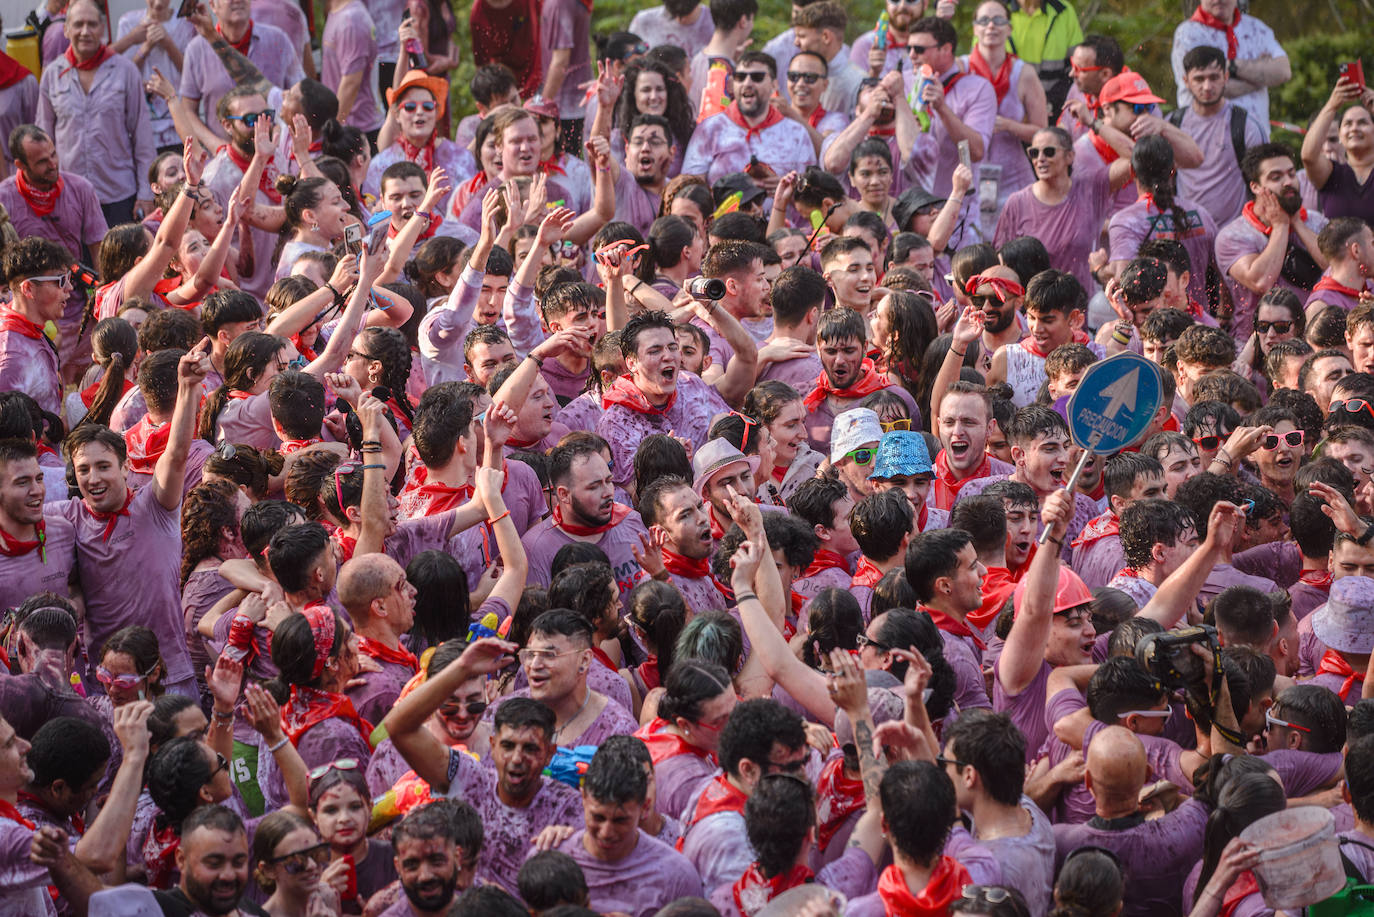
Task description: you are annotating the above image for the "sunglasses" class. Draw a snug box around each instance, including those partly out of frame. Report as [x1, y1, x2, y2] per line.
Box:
[209, 751, 229, 779]
[881, 418, 913, 432]
[936, 755, 970, 769]
[907, 43, 934, 56]
[845, 447, 876, 466]
[1265, 708, 1310, 733]
[96, 664, 154, 691]
[787, 70, 823, 84]
[1191, 434, 1228, 451]
[215, 441, 237, 461]
[973, 15, 1010, 25]
[228, 109, 275, 127]
[1330, 398, 1374, 419]
[961, 885, 1012, 904]
[309, 758, 360, 781]
[1256, 320, 1293, 334]
[855, 634, 889, 652]
[439, 699, 489, 719]
[1261, 430, 1304, 450]
[268, 842, 330, 875]
[26, 273, 73, 290]
[1026, 146, 1065, 160]
[729, 410, 759, 452]
[732, 70, 769, 83]
[400, 100, 437, 113]
[1128, 102, 1152, 115]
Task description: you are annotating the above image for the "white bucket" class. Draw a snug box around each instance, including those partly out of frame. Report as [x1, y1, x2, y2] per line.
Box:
[1239, 806, 1347, 910]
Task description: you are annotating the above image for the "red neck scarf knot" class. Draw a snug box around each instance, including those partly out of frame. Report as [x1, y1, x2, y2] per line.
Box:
[1241, 200, 1306, 236]
[398, 134, 437, 174]
[802, 548, 850, 579]
[661, 546, 710, 579]
[1189, 5, 1241, 58]
[968, 45, 1014, 102]
[803, 358, 890, 411]
[0, 519, 45, 563]
[124, 416, 171, 475]
[732, 862, 814, 916]
[876, 858, 972, 917]
[724, 101, 785, 142]
[552, 502, 631, 536]
[83, 489, 134, 542]
[217, 21, 254, 55]
[357, 634, 419, 673]
[14, 170, 63, 218]
[602, 374, 677, 415]
[852, 557, 885, 589]
[1317, 649, 1364, 701]
[63, 44, 113, 72]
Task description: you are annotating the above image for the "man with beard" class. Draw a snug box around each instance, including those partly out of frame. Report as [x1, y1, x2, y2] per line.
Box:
[339, 554, 420, 725]
[683, 51, 817, 187]
[802, 308, 916, 451]
[638, 475, 722, 614]
[612, 115, 676, 236]
[1305, 218, 1374, 315]
[202, 87, 289, 299]
[522, 440, 649, 595]
[156, 806, 268, 916]
[384, 642, 583, 897]
[774, 51, 847, 154]
[932, 382, 1014, 511]
[380, 801, 485, 917]
[597, 311, 729, 492]
[1173, 47, 1266, 226]
[964, 265, 1027, 358]
[850, 0, 945, 80]
[0, 127, 107, 380]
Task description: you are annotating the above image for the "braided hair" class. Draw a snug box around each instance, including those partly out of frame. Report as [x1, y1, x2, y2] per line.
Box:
[355, 326, 414, 427]
[1132, 136, 1190, 255]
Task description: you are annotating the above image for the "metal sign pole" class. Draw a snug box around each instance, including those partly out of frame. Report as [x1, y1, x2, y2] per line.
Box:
[1037, 431, 1100, 546]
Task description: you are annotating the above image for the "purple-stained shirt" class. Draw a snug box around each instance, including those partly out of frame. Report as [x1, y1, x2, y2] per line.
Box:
[179, 23, 304, 140]
[257, 713, 374, 811]
[1261, 747, 1343, 797]
[681, 110, 817, 187]
[669, 571, 731, 616]
[116, 12, 197, 150]
[1073, 530, 1126, 592]
[993, 167, 1112, 294]
[1297, 609, 1327, 677]
[37, 51, 154, 204]
[553, 829, 703, 917]
[597, 372, 729, 490]
[363, 139, 472, 219]
[1289, 580, 1328, 622]
[795, 565, 852, 601]
[1305, 272, 1368, 312]
[213, 389, 281, 452]
[628, 5, 715, 58]
[680, 786, 752, 891]
[521, 511, 650, 603]
[540, 356, 591, 407]
[804, 386, 921, 455]
[1215, 207, 1327, 345]
[1072, 131, 1139, 217]
[0, 173, 107, 269]
[125, 436, 213, 500]
[322, 2, 383, 132]
[1198, 562, 1278, 607]
[345, 654, 414, 725]
[181, 566, 235, 697]
[1175, 102, 1267, 227]
[50, 486, 192, 685]
[711, 845, 878, 917]
[202, 146, 289, 299]
[0, 322, 60, 418]
[556, 391, 600, 433]
[0, 672, 103, 742]
[1108, 194, 1219, 309]
[0, 76, 38, 174]
[252, 0, 310, 62]
[0, 818, 59, 917]
[958, 55, 1035, 210]
[908, 67, 997, 249]
[974, 797, 1056, 917]
[1340, 829, 1374, 882]
[1171, 13, 1283, 137]
[995, 658, 1053, 765]
[614, 166, 662, 238]
[446, 746, 582, 893]
[940, 628, 992, 711]
[541, 0, 592, 117]
[651, 744, 721, 823]
[1316, 161, 1374, 225]
[757, 350, 823, 392]
[1053, 798, 1208, 917]
[1233, 540, 1301, 588]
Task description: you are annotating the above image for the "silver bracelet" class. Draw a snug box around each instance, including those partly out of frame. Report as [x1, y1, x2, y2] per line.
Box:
[267, 737, 289, 753]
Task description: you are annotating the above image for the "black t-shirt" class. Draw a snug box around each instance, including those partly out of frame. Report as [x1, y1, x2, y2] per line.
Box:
[153, 887, 270, 917]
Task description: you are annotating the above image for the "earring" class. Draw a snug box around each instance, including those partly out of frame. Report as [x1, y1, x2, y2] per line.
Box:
[311, 222, 320, 232]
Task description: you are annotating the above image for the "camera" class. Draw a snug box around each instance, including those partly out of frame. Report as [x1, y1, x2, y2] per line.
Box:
[1135, 624, 1219, 691]
[686, 277, 726, 301]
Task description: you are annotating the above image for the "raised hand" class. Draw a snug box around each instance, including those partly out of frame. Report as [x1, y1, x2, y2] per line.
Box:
[329, 252, 360, 292]
[206, 653, 245, 711]
[112, 699, 154, 758]
[535, 206, 576, 248]
[952, 304, 985, 348]
[478, 185, 503, 240]
[872, 720, 933, 763]
[422, 166, 452, 212]
[325, 372, 363, 407]
[183, 135, 208, 187]
[633, 529, 668, 579]
[458, 636, 520, 679]
[180, 336, 213, 385]
[729, 539, 763, 591]
[825, 647, 869, 715]
[483, 399, 519, 450]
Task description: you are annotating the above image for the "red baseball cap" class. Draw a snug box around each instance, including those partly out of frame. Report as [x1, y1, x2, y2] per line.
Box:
[1099, 72, 1165, 107]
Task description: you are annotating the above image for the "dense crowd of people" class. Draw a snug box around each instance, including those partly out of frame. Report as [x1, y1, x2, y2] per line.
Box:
[0, 0, 1372, 914]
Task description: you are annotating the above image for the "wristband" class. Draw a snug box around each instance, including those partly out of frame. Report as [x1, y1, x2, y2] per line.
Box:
[952, 347, 967, 357]
[527, 352, 544, 368]
[361, 463, 386, 470]
[488, 510, 510, 525]
[735, 592, 759, 604]
[360, 440, 382, 447]
[1111, 330, 1131, 345]
[1358, 523, 1374, 546]
[416, 210, 436, 223]
[267, 737, 289, 753]
[212, 709, 234, 722]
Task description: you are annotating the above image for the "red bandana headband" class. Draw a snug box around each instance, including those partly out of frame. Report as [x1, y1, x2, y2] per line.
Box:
[303, 604, 336, 680]
[965, 273, 1025, 301]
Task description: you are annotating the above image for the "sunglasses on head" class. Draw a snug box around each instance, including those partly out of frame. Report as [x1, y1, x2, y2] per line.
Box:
[787, 70, 823, 84]
[228, 109, 275, 127]
[1262, 430, 1304, 450]
[1331, 398, 1374, 419]
[1265, 708, 1310, 733]
[400, 100, 437, 113]
[1256, 320, 1293, 334]
[268, 842, 330, 875]
[733, 70, 769, 83]
[1026, 146, 1064, 160]
[309, 758, 361, 781]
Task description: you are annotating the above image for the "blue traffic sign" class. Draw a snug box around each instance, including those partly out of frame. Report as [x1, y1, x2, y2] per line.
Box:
[1065, 352, 1164, 454]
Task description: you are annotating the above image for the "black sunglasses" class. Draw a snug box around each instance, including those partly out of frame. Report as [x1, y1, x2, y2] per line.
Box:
[1256, 320, 1292, 334]
[1026, 146, 1064, 160]
[787, 71, 823, 84]
[733, 70, 769, 83]
[907, 43, 934, 55]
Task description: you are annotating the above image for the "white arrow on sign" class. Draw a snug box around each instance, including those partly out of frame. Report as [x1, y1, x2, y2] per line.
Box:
[1098, 369, 1139, 421]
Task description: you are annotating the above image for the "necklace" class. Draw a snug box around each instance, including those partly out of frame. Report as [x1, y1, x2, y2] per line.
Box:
[553, 691, 593, 742]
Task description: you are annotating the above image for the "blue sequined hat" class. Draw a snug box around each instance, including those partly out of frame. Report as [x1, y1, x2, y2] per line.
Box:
[869, 431, 933, 480]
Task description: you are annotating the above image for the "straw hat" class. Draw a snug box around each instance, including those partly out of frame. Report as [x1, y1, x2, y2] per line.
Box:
[691, 438, 760, 497]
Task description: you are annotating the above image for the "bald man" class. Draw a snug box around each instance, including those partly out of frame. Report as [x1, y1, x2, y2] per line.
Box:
[338, 553, 420, 724]
[1052, 726, 1210, 917]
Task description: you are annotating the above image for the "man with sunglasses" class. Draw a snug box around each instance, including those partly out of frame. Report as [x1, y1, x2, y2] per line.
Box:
[0, 237, 71, 417]
[851, 0, 944, 81]
[772, 52, 844, 154]
[683, 51, 816, 189]
[1058, 35, 1123, 142]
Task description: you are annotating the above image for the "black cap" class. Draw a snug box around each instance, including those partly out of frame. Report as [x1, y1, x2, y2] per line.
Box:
[891, 186, 948, 232]
[711, 172, 766, 210]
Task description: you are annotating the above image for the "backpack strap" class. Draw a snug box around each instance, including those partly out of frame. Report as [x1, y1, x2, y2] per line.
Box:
[1228, 106, 1248, 170]
[1168, 107, 1186, 128]
[1338, 837, 1374, 882]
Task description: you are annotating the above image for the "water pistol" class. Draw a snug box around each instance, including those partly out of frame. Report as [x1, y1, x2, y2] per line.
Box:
[875, 11, 890, 52]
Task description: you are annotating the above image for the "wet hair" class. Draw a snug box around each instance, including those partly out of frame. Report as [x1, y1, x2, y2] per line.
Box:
[199, 332, 288, 441]
[1116, 498, 1196, 570]
[904, 529, 973, 602]
[450, 886, 528, 917]
[998, 236, 1052, 287]
[869, 609, 956, 718]
[633, 433, 693, 497]
[406, 235, 468, 299]
[100, 625, 165, 693]
[251, 811, 317, 892]
[949, 495, 1007, 557]
[1347, 734, 1374, 824]
[180, 479, 242, 588]
[871, 568, 918, 618]
[744, 773, 817, 876]
[406, 551, 471, 650]
[240, 500, 306, 566]
[147, 737, 217, 833]
[80, 318, 139, 429]
[718, 698, 806, 777]
[267, 520, 333, 593]
[320, 119, 368, 164]
[1195, 769, 1286, 892]
[852, 489, 914, 563]
[1052, 848, 1124, 917]
[581, 736, 649, 806]
[394, 798, 483, 854]
[1308, 309, 1349, 350]
[27, 716, 110, 791]
[547, 562, 617, 635]
[268, 607, 348, 692]
[658, 659, 732, 724]
[1272, 684, 1347, 753]
[493, 696, 557, 740]
[643, 214, 696, 276]
[801, 588, 863, 667]
[307, 756, 370, 811]
[881, 760, 957, 865]
[518, 850, 589, 912]
[1024, 269, 1087, 317]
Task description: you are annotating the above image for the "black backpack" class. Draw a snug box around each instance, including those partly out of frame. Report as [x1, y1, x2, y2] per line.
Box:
[1167, 105, 1250, 169]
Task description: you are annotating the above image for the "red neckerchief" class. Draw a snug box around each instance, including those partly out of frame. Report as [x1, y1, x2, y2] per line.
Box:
[1190, 5, 1240, 58]
[1240, 200, 1307, 236]
[968, 46, 1013, 102]
[733, 862, 814, 916]
[123, 415, 170, 475]
[876, 858, 971, 917]
[226, 390, 253, 401]
[398, 134, 437, 174]
[685, 775, 748, 828]
[217, 20, 253, 55]
[1221, 871, 1261, 917]
[83, 489, 134, 542]
[539, 156, 567, 177]
[401, 466, 473, 517]
[917, 500, 929, 532]
[920, 604, 985, 650]
[816, 755, 865, 849]
[1070, 509, 1119, 549]
[280, 684, 375, 748]
[81, 375, 132, 408]
[1089, 129, 1120, 165]
[807, 105, 828, 129]
[0, 310, 46, 341]
[16, 792, 82, 837]
[223, 142, 282, 204]
[602, 374, 678, 415]
[1299, 569, 1333, 589]
[552, 502, 631, 536]
[634, 717, 714, 766]
[288, 137, 323, 168]
[334, 532, 357, 563]
[771, 464, 787, 482]
[1314, 275, 1368, 298]
[63, 44, 113, 72]
[388, 213, 437, 242]
[637, 656, 661, 691]
[852, 557, 884, 588]
[278, 438, 321, 456]
[661, 546, 710, 578]
[13, 170, 63, 218]
[933, 450, 990, 510]
[590, 646, 618, 675]
[357, 634, 419, 673]
[0, 519, 45, 563]
[802, 548, 850, 579]
[288, 334, 318, 363]
[1317, 650, 1364, 701]
[0, 51, 29, 90]
[1114, 565, 1142, 579]
[0, 799, 35, 829]
[142, 822, 180, 889]
[723, 101, 785, 142]
[970, 565, 1016, 630]
[802, 358, 890, 411]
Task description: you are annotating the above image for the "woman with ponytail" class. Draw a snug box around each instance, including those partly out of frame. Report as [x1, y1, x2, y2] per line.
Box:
[1185, 760, 1285, 917]
[640, 214, 704, 300]
[633, 658, 735, 819]
[1108, 135, 1219, 312]
[202, 442, 284, 503]
[68, 317, 138, 427]
[619, 578, 689, 711]
[180, 480, 249, 694]
[321, 120, 374, 212]
[274, 174, 356, 280]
